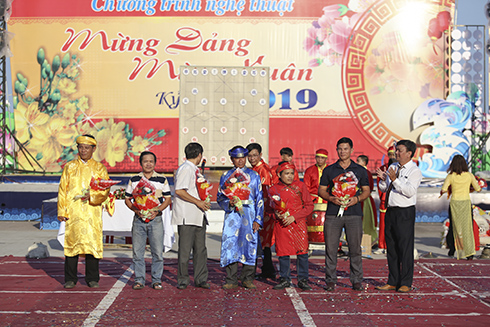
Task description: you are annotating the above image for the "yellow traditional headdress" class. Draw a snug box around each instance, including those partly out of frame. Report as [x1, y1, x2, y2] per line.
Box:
[76, 135, 97, 146]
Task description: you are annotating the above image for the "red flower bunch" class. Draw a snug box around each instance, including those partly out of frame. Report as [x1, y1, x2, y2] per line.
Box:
[269, 194, 290, 223]
[196, 171, 213, 204]
[90, 177, 121, 191]
[131, 177, 160, 222]
[221, 168, 251, 215]
[331, 171, 359, 216]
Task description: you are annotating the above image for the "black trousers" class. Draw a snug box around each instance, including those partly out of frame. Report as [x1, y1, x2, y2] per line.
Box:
[65, 254, 100, 284]
[385, 206, 415, 288]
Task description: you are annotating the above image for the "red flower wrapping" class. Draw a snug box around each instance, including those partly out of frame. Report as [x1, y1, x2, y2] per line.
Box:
[90, 177, 121, 191]
[221, 168, 251, 215]
[221, 168, 251, 201]
[196, 171, 213, 203]
[269, 194, 289, 217]
[131, 177, 160, 222]
[331, 171, 359, 216]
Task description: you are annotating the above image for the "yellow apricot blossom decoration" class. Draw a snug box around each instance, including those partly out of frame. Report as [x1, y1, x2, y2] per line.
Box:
[14, 102, 50, 143]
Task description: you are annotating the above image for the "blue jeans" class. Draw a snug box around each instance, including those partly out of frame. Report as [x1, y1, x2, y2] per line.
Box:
[278, 253, 309, 282]
[132, 215, 164, 285]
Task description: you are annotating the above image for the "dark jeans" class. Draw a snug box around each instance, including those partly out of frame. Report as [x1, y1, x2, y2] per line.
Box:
[177, 221, 208, 286]
[65, 254, 99, 284]
[324, 214, 363, 284]
[385, 206, 415, 288]
[278, 253, 309, 282]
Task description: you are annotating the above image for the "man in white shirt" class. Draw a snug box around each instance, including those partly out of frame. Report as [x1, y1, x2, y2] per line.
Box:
[172, 143, 211, 289]
[375, 140, 422, 293]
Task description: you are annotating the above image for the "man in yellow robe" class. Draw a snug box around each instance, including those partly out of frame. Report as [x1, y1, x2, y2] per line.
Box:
[57, 134, 109, 289]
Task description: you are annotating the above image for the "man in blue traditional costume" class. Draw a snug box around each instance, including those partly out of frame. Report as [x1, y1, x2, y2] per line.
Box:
[218, 145, 264, 290]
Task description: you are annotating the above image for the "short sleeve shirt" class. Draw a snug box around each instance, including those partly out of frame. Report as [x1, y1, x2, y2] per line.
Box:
[319, 160, 369, 216]
[125, 171, 171, 202]
[172, 160, 205, 226]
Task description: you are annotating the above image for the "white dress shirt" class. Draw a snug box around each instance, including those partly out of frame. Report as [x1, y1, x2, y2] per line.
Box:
[172, 160, 206, 226]
[378, 160, 422, 208]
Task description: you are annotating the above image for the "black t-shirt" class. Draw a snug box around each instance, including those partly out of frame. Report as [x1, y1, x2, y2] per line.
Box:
[319, 160, 369, 216]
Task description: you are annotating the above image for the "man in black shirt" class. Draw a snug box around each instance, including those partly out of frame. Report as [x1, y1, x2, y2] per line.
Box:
[318, 137, 370, 292]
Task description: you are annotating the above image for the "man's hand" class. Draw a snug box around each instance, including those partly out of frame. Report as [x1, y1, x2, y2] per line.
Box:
[329, 196, 344, 207]
[387, 167, 397, 182]
[376, 167, 387, 181]
[196, 200, 211, 211]
[58, 216, 69, 222]
[229, 197, 238, 207]
[252, 221, 261, 232]
[345, 195, 362, 208]
[282, 215, 295, 226]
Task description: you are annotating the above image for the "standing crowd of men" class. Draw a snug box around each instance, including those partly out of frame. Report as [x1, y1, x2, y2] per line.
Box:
[58, 134, 422, 293]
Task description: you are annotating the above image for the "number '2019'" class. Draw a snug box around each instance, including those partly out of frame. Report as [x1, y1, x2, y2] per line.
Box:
[269, 89, 318, 110]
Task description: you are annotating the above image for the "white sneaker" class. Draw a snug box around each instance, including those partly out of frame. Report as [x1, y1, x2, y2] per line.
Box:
[373, 248, 386, 255]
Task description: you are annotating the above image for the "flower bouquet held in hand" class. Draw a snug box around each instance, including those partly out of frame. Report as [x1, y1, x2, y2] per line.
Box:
[270, 194, 290, 225]
[73, 177, 121, 202]
[331, 171, 359, 217]
[90, 177, 121, 191]
[132, 177, 160, 222]
[196, 171, 213, 206]
[221, 168, 251, 215]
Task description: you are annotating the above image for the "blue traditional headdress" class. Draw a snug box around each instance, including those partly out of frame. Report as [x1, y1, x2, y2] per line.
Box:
[228, 146, 248, 158]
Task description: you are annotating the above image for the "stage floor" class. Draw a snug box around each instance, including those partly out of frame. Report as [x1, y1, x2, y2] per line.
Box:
[0, 257, 489, 326]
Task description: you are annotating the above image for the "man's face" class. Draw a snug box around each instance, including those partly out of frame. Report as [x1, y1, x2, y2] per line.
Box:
[396, 144, 412, 164]
[279, 169, 295, 185]
[231, 156, 246, 169]
[388, 151, 396, 160]
[315, 155, 327, 167]
[140, 154, 156, 174]
[281, 154, 293, 163]
[78, 144, 95, 161]
[247, 149, 261, 166]
[356, 157, 365, 166]
[336, 143, 352, 161]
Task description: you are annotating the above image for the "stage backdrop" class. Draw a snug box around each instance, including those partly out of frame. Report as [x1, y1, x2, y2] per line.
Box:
[10, 0, 471, 174]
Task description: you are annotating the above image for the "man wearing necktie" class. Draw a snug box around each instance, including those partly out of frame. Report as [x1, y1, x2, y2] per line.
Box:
[375, 140, 422, 293]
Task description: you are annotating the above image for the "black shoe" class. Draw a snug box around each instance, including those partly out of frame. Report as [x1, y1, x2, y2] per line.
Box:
[298, 279, 312, 291]
[337, 250, 346, 257]
[177, 284, 188, 290]
[196, 282, 210, 289]
[257, 272, 276, 279]
[448, 251, 455, 257]
[88, 281, 99, 288]
[64, 281, 76, 289]
[324, 282, 335, 292]
[273, 278, 291, 290]
[466, 255, 474, 260]
[352, 282, 363, 291]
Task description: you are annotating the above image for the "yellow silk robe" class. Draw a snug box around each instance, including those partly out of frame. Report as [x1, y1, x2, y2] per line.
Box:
[58, 158, 109, 258]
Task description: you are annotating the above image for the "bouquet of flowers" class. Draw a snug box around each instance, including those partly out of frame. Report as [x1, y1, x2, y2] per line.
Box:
[90, 177, 121, 190]
[103, 193, 116, 216]
[270, 194, 290, 221]
[131, 177, 160, 222]
[221, 168, 251, 215]
[113, 188, 126, 200]
[196, 171, 213, 205]
[73, 177, 120, 201]
[331, 171, 359, 217]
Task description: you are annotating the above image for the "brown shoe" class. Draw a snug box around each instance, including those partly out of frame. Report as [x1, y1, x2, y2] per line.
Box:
[242, 280, 257, 289]
[376, 284, 396, 291]
[397, 286, 411, 293]
[222, 283, 238, 290]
